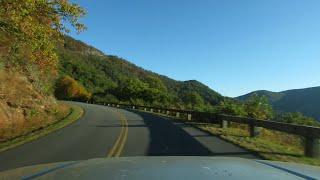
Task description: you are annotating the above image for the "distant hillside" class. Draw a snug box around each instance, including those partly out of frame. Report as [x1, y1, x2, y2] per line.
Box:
[236, 87, 320, 121]
[56, 36, 223, 109]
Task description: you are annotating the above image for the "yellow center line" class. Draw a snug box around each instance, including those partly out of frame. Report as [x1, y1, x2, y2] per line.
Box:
[114, 112, 128, 157]
[107, 108, 128, 157]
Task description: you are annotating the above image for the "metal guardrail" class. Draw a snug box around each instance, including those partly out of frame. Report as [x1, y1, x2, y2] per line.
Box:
[93, 102, 320, 158]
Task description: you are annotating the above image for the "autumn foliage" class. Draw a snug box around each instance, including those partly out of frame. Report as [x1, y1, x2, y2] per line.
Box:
[0, 0, 86, 73]
[55, 76, 91, 101]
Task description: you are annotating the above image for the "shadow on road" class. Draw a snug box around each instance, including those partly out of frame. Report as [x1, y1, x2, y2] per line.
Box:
[95, 124, 148, 128]
[135, 111, 212, 156]
[126, 110, 262, 158]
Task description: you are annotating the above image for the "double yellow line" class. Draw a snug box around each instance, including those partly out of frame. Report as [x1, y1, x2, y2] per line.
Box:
[107, 109, 128, 157]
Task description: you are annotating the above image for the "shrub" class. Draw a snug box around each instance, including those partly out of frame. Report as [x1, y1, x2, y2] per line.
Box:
[215, 100, 247, 116]
[55, 75, 91, 101]
[274, 112, 320, 127]
[0, 59, 4, 71]
[92, 93, 118, 104]
[245, 95, 273, 120]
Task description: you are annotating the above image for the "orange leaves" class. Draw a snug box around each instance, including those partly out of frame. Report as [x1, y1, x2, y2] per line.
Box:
[55, 75, 91, 101]
[0, 0, 86, 74]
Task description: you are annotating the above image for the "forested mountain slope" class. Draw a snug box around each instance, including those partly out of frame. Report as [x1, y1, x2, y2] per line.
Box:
[237, 87, 320, 121]
[56, 36, 223, 109]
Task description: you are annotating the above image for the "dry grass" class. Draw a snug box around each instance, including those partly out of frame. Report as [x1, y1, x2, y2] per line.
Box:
[0, 103, 83, 153]
[192, 122, 320, 166]
[0, 70, 70, 142]
[0, 64, 84, 153]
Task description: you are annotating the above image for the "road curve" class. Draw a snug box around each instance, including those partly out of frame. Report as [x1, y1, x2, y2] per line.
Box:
[0, 102, 260, 171]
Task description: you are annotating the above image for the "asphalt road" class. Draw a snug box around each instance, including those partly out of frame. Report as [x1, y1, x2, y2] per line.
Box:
[0, 102, 260, 171]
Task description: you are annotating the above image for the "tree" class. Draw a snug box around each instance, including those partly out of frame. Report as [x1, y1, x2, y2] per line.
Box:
[215, 100, 247, 116]
[274, 112, 320, 127]
[116, 77, 148, 101]
[144, 76, 167, 92]
[55, 75, 91, 101]
[245, 95, 273, 120]
[0, 0, 86, 72]
[182, 92, 205, 110]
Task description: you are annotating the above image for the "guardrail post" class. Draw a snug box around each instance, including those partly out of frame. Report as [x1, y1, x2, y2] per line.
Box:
[249, 122, 261, 137]
[187, 114, 192, 121]
[305, 137, 320, 158]
[220, 120, 229, 128]
[166, 111, 170, 115]
[117, 105, 119, 108]
[144, 108, 147, 111]
[176, 112, 180, 118]
[150, 108, 153, 112]
[132, 106, 135, 109]
[158, 109, 161, 113]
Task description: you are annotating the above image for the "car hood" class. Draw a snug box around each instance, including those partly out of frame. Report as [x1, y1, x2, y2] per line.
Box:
[0, 157, 319, 180]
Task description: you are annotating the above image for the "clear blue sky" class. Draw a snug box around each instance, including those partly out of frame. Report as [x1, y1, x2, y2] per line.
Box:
[69, 0, 320, 97]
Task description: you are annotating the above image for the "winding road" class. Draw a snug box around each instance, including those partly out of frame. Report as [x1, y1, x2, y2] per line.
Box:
[0, 102, 260, 171]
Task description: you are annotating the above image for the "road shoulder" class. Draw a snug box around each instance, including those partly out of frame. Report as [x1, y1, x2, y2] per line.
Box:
[0, 103, 84, 153]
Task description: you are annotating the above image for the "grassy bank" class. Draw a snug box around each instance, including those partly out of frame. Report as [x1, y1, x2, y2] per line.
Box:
[188, 121, 320, 166]
[0, 103, 83, 153]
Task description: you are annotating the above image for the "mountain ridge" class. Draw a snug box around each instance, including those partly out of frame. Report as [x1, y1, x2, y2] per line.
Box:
[57, 36, 223, 109]
[236, 86, 320, 121]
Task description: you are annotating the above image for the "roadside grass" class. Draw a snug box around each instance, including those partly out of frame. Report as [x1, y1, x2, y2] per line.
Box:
[187, 122, 320, 166]
[133, 109, 320, 166]
[0, 103, 83, 153]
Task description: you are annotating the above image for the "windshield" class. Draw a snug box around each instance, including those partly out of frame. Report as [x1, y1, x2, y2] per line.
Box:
[0, 0, 319, 179]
